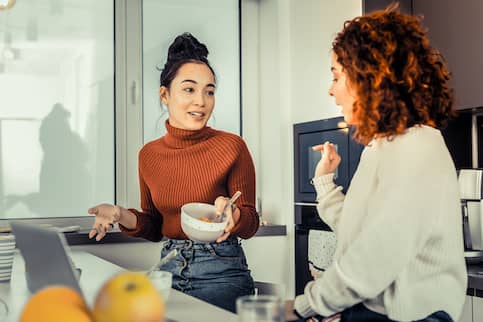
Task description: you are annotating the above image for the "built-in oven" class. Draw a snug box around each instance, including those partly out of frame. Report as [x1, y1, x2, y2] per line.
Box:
[294, 117, 363, 202]
[293, 117, 363, 295]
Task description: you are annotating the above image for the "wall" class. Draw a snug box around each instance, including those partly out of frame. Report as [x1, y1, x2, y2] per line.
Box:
[74, 0, 362, 299]
[241, 0, 361, 298]
[290, 0, 361, 123]
[240, 0, 292, 295]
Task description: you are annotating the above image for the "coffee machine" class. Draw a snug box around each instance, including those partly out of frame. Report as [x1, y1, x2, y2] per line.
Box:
[458, 169, 483, 262]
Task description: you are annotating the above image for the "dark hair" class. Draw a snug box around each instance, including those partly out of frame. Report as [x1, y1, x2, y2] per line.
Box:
[332, 4, 456, 145]
[159, 32, 216, 88]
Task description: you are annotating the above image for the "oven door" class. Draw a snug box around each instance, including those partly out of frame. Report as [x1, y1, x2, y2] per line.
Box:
[294, 225, 311, 295]
[294, 204, 332, 295]
[296, 128, 350, 202]
[294, 225, 333, 295]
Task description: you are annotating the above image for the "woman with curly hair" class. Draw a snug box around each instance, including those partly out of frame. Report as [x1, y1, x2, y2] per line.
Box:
[287, 5, 466, 322]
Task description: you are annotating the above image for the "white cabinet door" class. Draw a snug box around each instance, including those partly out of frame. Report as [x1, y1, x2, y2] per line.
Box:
[460, 295, 473, 322]
[473, 296, 483, 322]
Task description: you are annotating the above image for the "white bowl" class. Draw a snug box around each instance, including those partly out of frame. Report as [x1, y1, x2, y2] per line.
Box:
[181, 202, 228, 243]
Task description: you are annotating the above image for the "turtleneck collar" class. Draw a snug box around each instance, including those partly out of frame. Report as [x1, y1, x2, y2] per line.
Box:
[163, 120, 212, 149]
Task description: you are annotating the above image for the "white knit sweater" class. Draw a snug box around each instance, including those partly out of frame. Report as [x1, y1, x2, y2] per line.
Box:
[294, 125, 467, 321]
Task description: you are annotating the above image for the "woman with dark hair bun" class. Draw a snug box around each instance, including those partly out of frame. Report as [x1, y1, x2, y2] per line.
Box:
[88, 33, 257, 312]
[286, 4, 466, 322]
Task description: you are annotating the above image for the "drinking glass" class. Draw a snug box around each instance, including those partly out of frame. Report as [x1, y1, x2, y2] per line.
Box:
[236, 295, 284, 322]
[147, 270, 172, 301]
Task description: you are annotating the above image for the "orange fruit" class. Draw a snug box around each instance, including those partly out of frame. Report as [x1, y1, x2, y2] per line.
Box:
[93, 271, 165, 322]
[20, 286, 92, 322]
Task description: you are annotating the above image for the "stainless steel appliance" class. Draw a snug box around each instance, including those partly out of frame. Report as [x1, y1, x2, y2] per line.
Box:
[458, 169, 483, 262]
[293, 117, 363, 295]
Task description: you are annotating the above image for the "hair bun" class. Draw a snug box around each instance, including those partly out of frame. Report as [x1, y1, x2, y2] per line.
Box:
[167, 32, 209, 62]
[159, 33, 215, 87]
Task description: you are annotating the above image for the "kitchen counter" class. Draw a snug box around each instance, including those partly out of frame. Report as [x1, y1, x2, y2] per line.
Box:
[65, 224, 287, 245]
[0, 251, 237, 322]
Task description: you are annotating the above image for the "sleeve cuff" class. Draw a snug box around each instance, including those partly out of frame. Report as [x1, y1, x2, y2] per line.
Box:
[294, 294, 317, 318]
[312, 173, 337, 196]
[293, 308, 304, 319]
[229, 207, 259, 239]
[118, 209, 143, 236]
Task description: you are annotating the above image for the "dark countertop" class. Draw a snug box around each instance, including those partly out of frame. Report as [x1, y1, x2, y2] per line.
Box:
[254, 224, 287, 237]
[65, 224, 287, 245]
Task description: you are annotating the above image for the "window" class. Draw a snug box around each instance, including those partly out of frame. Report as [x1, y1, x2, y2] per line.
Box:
[0, 0, 240, 229]
[0, 0, 115, 221]
[142, 0, 240, 142]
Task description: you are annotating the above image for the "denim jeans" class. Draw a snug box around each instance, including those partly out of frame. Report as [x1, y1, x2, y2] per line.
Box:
[160, 237, 254, 313]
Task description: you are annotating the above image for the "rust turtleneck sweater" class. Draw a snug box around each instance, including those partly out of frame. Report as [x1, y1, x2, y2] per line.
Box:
[120, 121, 259, 241]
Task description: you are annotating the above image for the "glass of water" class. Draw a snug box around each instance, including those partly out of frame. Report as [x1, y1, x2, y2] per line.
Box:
[147, 270, 172, 301]
[236, 295, 284, 322]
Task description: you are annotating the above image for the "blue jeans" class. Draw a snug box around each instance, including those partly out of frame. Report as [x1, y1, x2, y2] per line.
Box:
[160, 237, 255, 313]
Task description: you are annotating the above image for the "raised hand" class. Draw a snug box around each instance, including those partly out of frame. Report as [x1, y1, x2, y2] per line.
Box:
[312, 141, 341, 177]
[87, 203, 121, 241]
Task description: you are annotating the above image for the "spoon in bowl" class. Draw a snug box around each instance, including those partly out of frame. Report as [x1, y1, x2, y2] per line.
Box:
[216, 191, 242, 223]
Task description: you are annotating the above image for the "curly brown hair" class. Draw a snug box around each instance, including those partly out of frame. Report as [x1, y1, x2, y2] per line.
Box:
[332, 4, 455, 145]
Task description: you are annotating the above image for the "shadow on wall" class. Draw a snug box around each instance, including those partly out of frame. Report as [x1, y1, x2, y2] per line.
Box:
[4, 103, 91, 217]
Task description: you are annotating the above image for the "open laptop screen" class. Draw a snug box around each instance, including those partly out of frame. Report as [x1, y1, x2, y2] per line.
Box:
[11, 222, 83, 296]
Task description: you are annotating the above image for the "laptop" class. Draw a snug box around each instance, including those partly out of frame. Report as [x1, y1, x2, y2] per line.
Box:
[11, 221, 83, 296]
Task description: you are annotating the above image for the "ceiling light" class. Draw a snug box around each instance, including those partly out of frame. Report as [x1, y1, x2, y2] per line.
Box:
[0, 0, 16, 10]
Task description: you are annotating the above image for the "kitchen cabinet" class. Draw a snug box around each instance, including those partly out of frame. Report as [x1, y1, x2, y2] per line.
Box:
[242, 236, 289, 297]
[411, 0, 483, 110]
[459, 295, 483, 322]
[362, 0, 483, 110]
[460, 296, 473, 322]
[474, 296, 483, 322]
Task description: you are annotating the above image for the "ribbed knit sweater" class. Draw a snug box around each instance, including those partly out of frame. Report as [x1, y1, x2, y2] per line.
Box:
[120, 121, 259, 241]
[294, 125, 467, 321]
